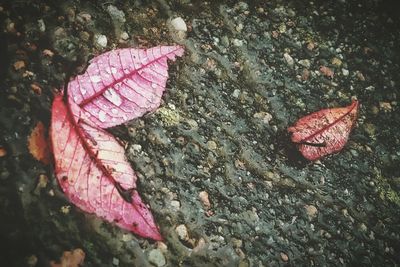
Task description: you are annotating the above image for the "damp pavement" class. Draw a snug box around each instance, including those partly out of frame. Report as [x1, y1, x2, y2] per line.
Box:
[0, 0, 399, 266]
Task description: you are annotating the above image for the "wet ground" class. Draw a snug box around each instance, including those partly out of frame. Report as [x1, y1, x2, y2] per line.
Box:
[1, 0, 400, 266]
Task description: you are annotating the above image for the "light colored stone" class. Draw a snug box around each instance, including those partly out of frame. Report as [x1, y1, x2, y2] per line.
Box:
[342, 68, 349, 76]
[280, 252, 289, 262]
[120, 31, 129, 40]
[175, 224, 189, 241]
[148, 249, 166, 267]
[199, 191, 211, 209]
[284, 53, 294, 66]
[170, 200, 181, 210]
[232, 89, 241, 98]
[95, 34, 107, 48]
[305, 205, 318, 218]
[207, 141, 217, 150]
[298, 59, 311, 68]
[170, 17, 187, 31]
[232, 39, 244, 47]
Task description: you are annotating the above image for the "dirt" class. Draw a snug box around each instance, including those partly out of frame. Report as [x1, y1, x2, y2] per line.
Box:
[1, 0, 399, 266]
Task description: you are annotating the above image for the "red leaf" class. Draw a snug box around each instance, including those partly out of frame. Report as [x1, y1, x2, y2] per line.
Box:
[288, 100, 359, 161]
[67, 45, 184, 128]
[51, 95, 162, 240]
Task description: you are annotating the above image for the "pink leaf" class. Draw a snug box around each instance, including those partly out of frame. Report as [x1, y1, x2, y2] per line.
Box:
[67, 45, 184, 128]
[51, 95, 162, 240]
[288, 100, 359, 161]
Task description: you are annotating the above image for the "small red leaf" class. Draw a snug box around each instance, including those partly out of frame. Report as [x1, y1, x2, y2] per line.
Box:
[51, 95, 161, 240]
[288, 100, 359, 161]
[67, 45, 184, 128]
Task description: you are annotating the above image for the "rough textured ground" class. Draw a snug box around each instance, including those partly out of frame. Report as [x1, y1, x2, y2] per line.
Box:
[1, 0, 399, 266]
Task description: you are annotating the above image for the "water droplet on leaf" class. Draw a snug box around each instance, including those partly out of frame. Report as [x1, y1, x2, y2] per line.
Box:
[91, 76, 102, 83]
[104, 88, 122, 106]
[98, 110, 107, 122]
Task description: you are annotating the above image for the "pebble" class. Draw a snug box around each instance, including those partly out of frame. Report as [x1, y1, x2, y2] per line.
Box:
[307, 41, 315, 51]
[331, 57, 342, 66]
[280, 252, 289, 262]
[298, 59, 311, 68]
[319, 66, 334, 78]
[37, 174, 48, 188]
[79, 31, 90, 42]
[42, 49, 54, 57]
[148, 249, 166, 267]
[301, 69, 310, 80]
[379, 102, 392, 112]
[207, 140, 217, 150]
[305, 205, 318, 218]
[232, 39, 244, 47]
[122, 234, 133, 242]
[278, 23, 286, 33]
[77, 12, 92, 23]
[356, 71, 365, 81]
[26, 255, 38, 267]
[120, 31, 129, 40]
[342, 68, 349, 76]
[170, 17, 187, 31]
[112, 257, 119, 266]
[175, 224, 189, 241]
[95, 34, 107, 48]
[37, 19, 45, 32]
[232, 89, 241, 98]
[283, 53, 294, 66]
[107, 5, 126, 23]
[253, 112, 273, 124]
[170, 200, 181, 210]
[199, 191, 211, 209]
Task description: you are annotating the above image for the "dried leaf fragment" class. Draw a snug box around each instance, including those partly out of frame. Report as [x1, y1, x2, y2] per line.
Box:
[51, 96, 162, 240]
[14, 60, 26, 70]
[50, 248, 85, 267]
[31, 83, 42, 95]
[288, 100, 359, 160]
[0, 146, 7, 157]
[28, 121, 51, 164]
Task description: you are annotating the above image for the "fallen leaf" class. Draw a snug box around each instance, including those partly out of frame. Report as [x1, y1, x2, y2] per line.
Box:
[50, 248, 85, 267]
[28, 121, 51, 164]
[319, 66, 334, 78]
[288, 100, 359, 160]
[0, 146, 7, 157]
[67, 45, 185, 128]
[51, 45, 184, 240]
[14, 60, 26, 70]
[51, 96, 162, 240]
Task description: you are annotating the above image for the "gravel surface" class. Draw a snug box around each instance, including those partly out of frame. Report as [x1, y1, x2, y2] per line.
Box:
[0, 0, 399, 266]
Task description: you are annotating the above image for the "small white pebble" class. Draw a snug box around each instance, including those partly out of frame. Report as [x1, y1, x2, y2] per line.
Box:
[170, 17, 187, 31]
[95, 34, 108, 48]
[120, 31, 129, 40]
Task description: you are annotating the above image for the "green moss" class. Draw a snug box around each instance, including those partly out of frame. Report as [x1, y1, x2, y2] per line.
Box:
[156, 105, 181, 126]
[375, 169, 400, 207]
